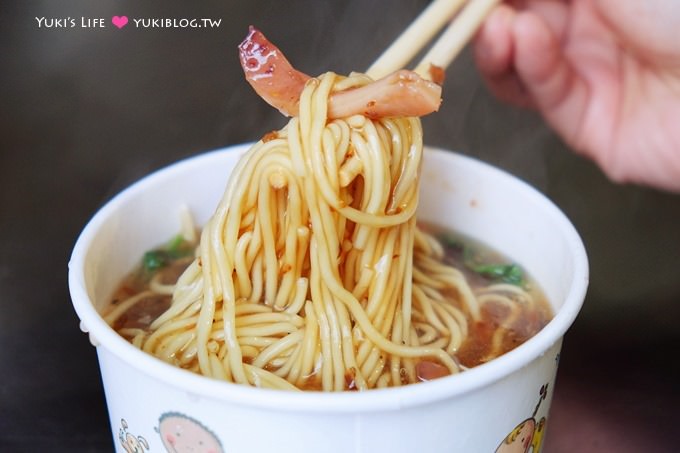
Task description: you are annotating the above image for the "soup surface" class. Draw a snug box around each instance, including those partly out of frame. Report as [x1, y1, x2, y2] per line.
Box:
[107, 223, 552, 384]
[421, 225, 553, 368]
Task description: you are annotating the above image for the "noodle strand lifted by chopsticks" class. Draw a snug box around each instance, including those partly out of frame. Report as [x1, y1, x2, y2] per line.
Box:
[121, 72, 494, 391]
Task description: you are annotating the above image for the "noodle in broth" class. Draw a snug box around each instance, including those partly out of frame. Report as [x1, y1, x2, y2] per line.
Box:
[105, 72, 551, 391]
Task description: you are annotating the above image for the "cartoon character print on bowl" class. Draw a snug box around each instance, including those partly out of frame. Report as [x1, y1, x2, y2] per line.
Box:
[155, 411, 224, 453]
[495, 383, 549, 453]
[118, 418, 149, 453]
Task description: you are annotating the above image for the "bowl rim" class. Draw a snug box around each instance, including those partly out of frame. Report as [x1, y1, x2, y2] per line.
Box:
[68, 144, 588, 413]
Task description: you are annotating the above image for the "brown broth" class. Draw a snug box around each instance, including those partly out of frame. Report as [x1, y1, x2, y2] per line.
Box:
[419, 223, 552, 368]
[109, 258, 191, 333]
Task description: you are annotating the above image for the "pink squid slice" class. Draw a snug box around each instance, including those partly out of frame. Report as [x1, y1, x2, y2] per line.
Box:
[238, 26, 442, 119]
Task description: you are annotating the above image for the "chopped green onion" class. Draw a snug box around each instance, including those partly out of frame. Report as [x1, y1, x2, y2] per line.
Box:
[167, 234, 185, 253]
[468, 263, 525, 286]
[438, 233, 527, 287]
[141, 235, 194, 274]
[165, 234, 192, 259]
[143, 250, 168, 273]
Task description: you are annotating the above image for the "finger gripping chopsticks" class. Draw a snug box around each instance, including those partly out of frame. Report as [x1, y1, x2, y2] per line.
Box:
[366, 0, 501, 81]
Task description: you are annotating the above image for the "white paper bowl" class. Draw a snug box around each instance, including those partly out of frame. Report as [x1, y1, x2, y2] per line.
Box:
[69, 144, 588, 453]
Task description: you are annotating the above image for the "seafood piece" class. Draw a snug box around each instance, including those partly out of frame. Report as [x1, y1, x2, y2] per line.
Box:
[327, 69, 442, 119]
[238, 26, 442, 119]
[238, 26, 311, 117]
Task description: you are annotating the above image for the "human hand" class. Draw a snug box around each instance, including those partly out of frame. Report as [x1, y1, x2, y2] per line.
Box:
[473, 0, 680, 192]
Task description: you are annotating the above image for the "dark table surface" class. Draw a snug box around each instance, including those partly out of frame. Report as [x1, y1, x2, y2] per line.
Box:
[2, 1, 679, 452]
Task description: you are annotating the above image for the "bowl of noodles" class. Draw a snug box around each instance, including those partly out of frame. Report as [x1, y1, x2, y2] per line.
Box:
[69, 43, 587, 452]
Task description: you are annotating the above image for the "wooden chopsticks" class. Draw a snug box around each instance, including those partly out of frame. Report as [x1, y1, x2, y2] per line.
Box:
[366, 0, 501, 81]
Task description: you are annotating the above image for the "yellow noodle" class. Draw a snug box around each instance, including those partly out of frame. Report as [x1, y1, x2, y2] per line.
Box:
[111, 71, 543, 391]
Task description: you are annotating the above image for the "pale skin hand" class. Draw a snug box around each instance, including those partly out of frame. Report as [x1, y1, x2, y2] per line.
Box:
[473, 0, 680, 192]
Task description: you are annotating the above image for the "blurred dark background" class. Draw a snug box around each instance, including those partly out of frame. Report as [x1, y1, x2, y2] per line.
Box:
[1, 1, 678, 451]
